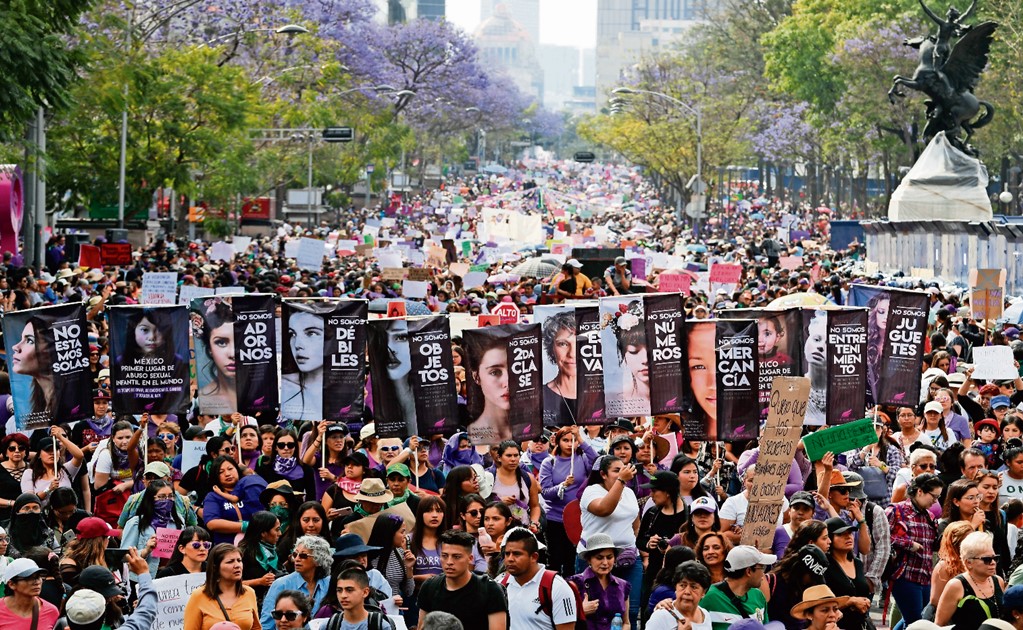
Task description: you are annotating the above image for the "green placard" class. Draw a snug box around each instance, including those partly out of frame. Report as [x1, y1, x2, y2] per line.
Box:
[462, 241, 472, 258]
[802, 417, 877, 461]
[470, 264, 489, 273]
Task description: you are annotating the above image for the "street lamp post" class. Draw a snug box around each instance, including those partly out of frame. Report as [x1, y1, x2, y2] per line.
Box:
[612, 86, 703, 231]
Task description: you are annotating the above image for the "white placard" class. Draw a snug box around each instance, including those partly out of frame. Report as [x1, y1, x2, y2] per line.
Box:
[232, 236, 252, 254]
[971, 346, 1018, 381]
[336, 240, 358, 254]
[152, 573, 207, 630]
[215, 286, 245, 296]
[210, 242, 234, 262]
[402, 280, 429, 299]
[284, 239, 301, 259]
[178, 285, 214, 305]
[139, 272, 178, 305]
[181, 441, 206, 474]
[463, 272, 488, 289]
[297, 237, 325, 271]
[377, 250, 403, 269]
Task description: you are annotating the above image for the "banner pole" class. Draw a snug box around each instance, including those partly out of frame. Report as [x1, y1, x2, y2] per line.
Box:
[321, 423, 327, 464]
[53, 432, 59, 479]
[570, 435, 576, 479]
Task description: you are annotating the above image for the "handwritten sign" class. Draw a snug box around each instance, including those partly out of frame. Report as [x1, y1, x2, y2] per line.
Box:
[972, 346, 1018, 381]
[140, 272, 178, 305]
[658, 273, 692, 295]
[741, 377, 809, 552]
[178, 285, 214, 306]
[381, 268, 407, 283]
[407, 268, 433, 282]
[152, 527, 181, 559]
[802, 417, 877, 462]
[152, 573, 207, 630]
[971, 268, 1006, 321]
[100, 243, 133, 266]
[296, 237, 325, 271]
[180, 440, 206, 474]
[709, 263, 743, 285]
[779, 256, 803, 271]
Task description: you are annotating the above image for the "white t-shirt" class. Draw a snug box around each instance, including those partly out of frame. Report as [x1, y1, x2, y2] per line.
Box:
[1000, 474, 1023, 504]
[497, 565, 577, 630]
[719, 493, 788, 527]
[893, 467, 913, 492]
[646, 606, 713, 630]
[579, 483, 639, 552]
[921, 428, 955, 451]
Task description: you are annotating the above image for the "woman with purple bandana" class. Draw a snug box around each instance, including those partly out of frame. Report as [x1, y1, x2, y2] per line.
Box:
[256, 429, 316, 500]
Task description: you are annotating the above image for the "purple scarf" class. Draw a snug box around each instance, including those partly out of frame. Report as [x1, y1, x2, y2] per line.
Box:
[273, 456, 302, 480]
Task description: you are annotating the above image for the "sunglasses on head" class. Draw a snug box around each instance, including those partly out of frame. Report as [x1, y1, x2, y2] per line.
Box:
[271, 611, 303, 622]
[188, 541, 212, 550]
[379, 445, 402, 452]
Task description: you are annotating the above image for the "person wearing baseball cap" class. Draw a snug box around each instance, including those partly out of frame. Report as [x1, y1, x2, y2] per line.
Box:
[605, 256, 634, 296]
[700, 545, 775, 629]
[385, 463, 420, 514]
[679, 496, 720, 548]
[922, 400, 957, 451]
[2, 558, 59, 627]
[785, 491, 817, 537]
[61, 549, 156, 630]
[117, 461, 197, 529]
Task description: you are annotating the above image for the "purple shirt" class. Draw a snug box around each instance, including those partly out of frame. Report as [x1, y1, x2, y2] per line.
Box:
[538, 440, 599, 522]
[569, 567, 630, 630]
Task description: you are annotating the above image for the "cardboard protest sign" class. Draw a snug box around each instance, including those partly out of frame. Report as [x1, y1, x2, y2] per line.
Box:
[971, 269, 1006, 321]
[152, 527, 181, 559]
[152, 573, 207, 630]
[109, 306, 190, 415]
[381, 268, 407, 283]
[190, 295, 279, 416]
[3, 303, 92, 429]
[742, 377, 809, 552]
[463, 324, 543, 443]
[972, 346, 1018, 381]
[139, 272, 178, 305]
[407, 268, 433, 282]
[100, 243, 132, 266]
[281, 300, 367, 423]
[803, 417, 877, 461]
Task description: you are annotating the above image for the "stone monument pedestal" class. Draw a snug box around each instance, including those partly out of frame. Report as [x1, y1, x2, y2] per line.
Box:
[888, 132, 993, 222]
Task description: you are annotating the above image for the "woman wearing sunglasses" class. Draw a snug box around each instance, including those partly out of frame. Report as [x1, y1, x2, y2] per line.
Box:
[0, 434, 29, 517]
[269, 590, 312, 630]
[259, 536, 333, 630]
[184, 543, 260, 630]
[157, 526, 211, 578]
[935, 531, 1006, 629]
[256, 429, 316, 501]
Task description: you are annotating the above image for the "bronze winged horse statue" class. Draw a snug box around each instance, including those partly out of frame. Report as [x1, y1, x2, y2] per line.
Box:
[888, 0, 997, 156]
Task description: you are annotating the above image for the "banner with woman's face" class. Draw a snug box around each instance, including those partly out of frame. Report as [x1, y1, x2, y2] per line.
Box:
[801, 308, 868, 426]
[599, 297, 651, 418]
[190, 295, 279, 417]
[462, 323, 542, 444]
[719, 308, 803, 421]
[3, 303, 91, 429]
[849, 285, 928, 406]
[108, 305, 190, 415]
[575, 305, 607, 425]
[367, 316, 459, 438]
[683, 319, 760, 441]
[281, 299, 367, 423]
[535, 304, 584, 427]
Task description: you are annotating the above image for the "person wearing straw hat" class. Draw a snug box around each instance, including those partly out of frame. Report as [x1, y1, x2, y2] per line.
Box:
[789, 584, 849, 630]
[569, 533, 631, 630]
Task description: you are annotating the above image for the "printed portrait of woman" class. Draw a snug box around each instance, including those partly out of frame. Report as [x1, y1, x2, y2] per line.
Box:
[114, 307, 189, 414]
[803, 309, 828, 425]
[463, 330, 513, 444]
[366, 318, 417, 437]
[685, 321, 718, 441]
[757, 313, 793, 368]
[866, 291, 890, 403]
[281, 305, 324, 421]
[10, 315, 56, 420]
[542, 310, 577, 425]
[603, 299, 651, 417]
[192, 298, 236, 415]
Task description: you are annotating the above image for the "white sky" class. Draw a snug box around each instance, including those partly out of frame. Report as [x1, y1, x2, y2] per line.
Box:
[446, 0, 598, 48]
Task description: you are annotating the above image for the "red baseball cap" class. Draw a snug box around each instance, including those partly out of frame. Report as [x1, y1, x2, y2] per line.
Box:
[76, 517, 121, 540]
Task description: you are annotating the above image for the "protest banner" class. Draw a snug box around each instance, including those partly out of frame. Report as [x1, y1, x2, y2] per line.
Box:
[683, 321, 717, 440]
[715, 319, 760, 440]
[100, 242, 132, 266]
[803, 417, 878, 461]
[719, 308, 803, 422]
[151, 527, 181, 559]
[190, 295, 279, 416]
[139, 272, 178, 305]
[658, 273, 691, 295]
[825, 309, 868, 425]
[709, 263, 743, 284]
[3, 303, 91, 429]
[599, 297, 651, 418]
[971, 268, 1006, 322]
[296, 237, 325, 271]
[972, 346, 1018, 381]
[407, 317, 460, 437]
[152, 573, 207, 630]
[463, 323, 543, 443]
[209, 241, 234, 262]
[644, 293, 685, 415]
[281, 300, 367, 423]
[108, 306, 190, 415]
[742, 377, 810, 552]
[178, 285, 214, 305]
[575, 306, 607, 425]
[849, 285, 928, 406]
[78, 244, 102, 268]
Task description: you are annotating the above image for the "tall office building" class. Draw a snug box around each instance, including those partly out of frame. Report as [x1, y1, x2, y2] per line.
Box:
[418, 0, 446, 20]
[474, 4, 544, 102]
[479, 0, 540, 45]
[371, 0, 445, 24]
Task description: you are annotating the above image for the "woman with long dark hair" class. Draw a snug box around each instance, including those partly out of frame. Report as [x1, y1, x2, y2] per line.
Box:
[637, 471, 686, 609]
[491, 440, 541, 530]
[822, 517, 872, 630]
[674, 496, 721, 549]
[21, 427, 84, 506]
[865, 291, 889, 403]
[767, 543, 830, 628]
[115, 307, 189, 413]
[193, 298, 237, 415]
[280, 306, 325, 422]
[539, 425, 599, 576]
[463, 330, 514, 443]
[239, 511, 283, 604]
[156, 526, 211, 578]
[940, 479, 986, 536]
[122, 479, 182, 577]
[0, 433, 29, 517]
[203, 456, 248, 546]
[695, 531, 730, 583]
[184, 543, 260, 630]
[481, 502, 514, 577]
[10, 316, 57, 418]
[441, 465, 480, 528]
[410, 496, 447, 588]
[366, 318, 418, 436]
[256, 429, 316, 500]
[89, 420, 137, 504]
[366, 514, 414, 606]
[277, 502, 330, 568]
[300, 422, 351, 502]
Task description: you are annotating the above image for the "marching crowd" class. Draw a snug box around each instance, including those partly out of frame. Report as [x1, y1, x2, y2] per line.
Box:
[0, 160, 1022, 630]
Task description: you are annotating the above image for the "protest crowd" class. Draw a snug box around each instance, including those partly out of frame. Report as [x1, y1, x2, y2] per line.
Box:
[2, 158, 1023, 630]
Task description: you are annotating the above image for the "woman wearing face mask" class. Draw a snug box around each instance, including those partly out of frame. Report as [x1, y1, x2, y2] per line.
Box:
[157, 527, 211, 578]
[240, 511, 283, 604]
[256, 429, 316, 502]
[260, 481, 300, 537]
[89, 420, 138, 509]
[440, 432, 484, 475]
[8, 493, 57, 555]
[121, 480, 182, 577]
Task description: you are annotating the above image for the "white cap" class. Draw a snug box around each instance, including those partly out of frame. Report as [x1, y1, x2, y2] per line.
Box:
[924, 401, 943, 414]
[566, 259, 583, 268]
[3, 558, 45, 584]
[724, 545, 777, 571]
[66, 589, 107, 625]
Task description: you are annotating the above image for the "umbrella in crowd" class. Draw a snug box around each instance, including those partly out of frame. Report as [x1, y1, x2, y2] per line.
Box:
[768, 292, 830, 309]
[368, 298, 432, 315]
[512, 257, 560, 278]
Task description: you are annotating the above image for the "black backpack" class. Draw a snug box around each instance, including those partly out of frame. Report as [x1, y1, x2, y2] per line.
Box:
[325, 610, 395, 630]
